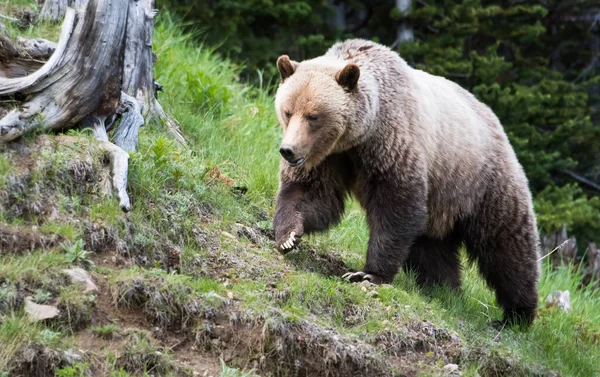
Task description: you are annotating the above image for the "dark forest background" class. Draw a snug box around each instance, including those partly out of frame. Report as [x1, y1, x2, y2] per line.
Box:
[158, 0, 600, 247]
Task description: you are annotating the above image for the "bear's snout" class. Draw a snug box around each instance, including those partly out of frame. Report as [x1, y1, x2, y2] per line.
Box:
[279, 145, 306, 167]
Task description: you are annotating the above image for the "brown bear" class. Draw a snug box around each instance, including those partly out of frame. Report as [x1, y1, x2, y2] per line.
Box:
[272, 39, 541, 326]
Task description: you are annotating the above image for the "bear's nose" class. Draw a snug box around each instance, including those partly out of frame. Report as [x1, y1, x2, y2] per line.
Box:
[279, 146, 296, 162]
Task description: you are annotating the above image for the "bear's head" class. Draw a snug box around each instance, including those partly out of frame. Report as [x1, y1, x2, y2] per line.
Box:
[274, 55, 361, 170]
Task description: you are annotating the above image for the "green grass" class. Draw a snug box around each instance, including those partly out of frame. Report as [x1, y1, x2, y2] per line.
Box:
[0, 250, 68, 283]
[0, 315, 64, 374]
[90, 324, 122, 339]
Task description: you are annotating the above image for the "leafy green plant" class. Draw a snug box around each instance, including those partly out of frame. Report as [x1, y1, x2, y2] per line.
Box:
[39, 329, 62, 344]
[219, 359, 260, 377]
[60, 239, 94, 268]
[33, 289, 53, 304]
[55, 362, 89, 377]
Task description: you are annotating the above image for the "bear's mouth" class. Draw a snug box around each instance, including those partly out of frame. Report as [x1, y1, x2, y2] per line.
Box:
[287, 157, 306, 167]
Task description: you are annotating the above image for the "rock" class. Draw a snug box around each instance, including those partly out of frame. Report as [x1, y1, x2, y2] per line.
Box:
[366, 290, 379, 298]
[61, 348, 83, 365]
[546, 290, 571, 312]
[62, 267, 99, 293]
[221, 231, 236, 240]
[443, 363, 460, 376]
[24, 297, 59, 322]
[234, 223, 266, 245]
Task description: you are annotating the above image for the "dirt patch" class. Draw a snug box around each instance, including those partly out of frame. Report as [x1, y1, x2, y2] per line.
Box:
[9, 345, 66, 377]
[369, 319, 463, 372]
[461, 347, 560, 377]
[195, 307, 395, 377]
[286, 247, 351, 277]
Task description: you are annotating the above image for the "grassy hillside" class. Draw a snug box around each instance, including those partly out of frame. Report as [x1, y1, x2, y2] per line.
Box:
[1, 10, 599, 377]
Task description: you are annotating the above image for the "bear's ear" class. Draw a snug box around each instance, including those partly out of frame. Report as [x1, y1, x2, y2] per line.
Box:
[336, 64, 360, 91]
[277, 55, 298, 82]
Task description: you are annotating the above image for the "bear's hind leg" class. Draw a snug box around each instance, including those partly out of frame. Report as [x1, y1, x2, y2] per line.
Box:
[464, 196, 540, 327]
[403, 231, 463, 290]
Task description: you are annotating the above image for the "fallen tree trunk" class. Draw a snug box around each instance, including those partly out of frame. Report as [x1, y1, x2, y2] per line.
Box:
[0, 0, 185, 211]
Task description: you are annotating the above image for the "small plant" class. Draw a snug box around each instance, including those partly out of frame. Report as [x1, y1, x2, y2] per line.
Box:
[39, 329, 62, 345]
[91, 324, 121, 339]
[61, 239, 94, 268]
[0, 282, 23, 314]
[219, 359, 260, 377]
[55, 362, 89, 377]
[34, 289, 53, 304]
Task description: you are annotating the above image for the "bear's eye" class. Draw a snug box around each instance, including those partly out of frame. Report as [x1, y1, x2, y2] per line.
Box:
[307, 114, 318, 121]
[284, 111, 292, 119]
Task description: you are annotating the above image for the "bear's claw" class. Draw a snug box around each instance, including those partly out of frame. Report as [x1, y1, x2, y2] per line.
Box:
[342, 271, 383, 285]
[279, 231, 299, 253]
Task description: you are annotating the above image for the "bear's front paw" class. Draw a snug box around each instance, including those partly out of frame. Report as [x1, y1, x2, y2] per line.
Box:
[276, 231, 301, 254]
[342, 271, 383, 285]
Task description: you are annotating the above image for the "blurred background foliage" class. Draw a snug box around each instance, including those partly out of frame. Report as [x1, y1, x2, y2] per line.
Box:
[157, 0, 600, 246]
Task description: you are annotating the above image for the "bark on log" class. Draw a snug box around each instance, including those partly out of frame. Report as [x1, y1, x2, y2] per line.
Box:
[114, 92, 143, 153]
[39, 0, 69, 22]
[121, 0, 185, 146]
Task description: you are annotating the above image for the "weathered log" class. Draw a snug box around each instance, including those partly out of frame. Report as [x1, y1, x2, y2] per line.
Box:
[121, 0, 185, 146]
[0, 36, 56, 78]
[540, 224, 578, 264]
[0, 8, 76, 96]
[587, 243, 599, 277]
[0, 1, 126, 142]
[17, 37, 57, 59]
[1, 0, 184, 211]
[114, 92, 143, 153]
[39, 0, 69, 22]
[98, 139, 131, 212]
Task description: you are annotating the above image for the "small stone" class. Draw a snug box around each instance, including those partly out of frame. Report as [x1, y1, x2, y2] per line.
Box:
[546, 290, 571, 312]
[24, 297, 59, 322]
[62, 349, 83, 365]
[366, 290, 379, 298]
[226, 291, 234, 300]
[443, 363, 460, 375]
[111, 256, 117, 264]
[361, 286, 368, 292]
[221, 231, 236, 240]
[62, 267, 99, 293]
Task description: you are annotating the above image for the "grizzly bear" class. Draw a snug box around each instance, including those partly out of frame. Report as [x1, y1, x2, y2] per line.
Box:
[272, 39, 540, 326]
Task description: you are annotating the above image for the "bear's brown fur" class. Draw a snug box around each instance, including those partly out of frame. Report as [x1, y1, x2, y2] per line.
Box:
[273, 39, 540, 326]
